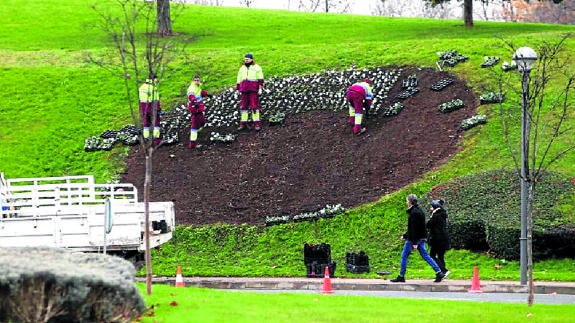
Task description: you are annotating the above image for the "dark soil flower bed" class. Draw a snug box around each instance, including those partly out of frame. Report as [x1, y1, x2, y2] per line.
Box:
[120, 67, 478, 226]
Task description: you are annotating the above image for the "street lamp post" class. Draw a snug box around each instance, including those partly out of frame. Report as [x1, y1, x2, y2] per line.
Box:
[512, 47, 537, 286]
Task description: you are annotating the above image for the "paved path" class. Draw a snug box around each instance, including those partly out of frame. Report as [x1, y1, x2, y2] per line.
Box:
[145, 276, 575, 295]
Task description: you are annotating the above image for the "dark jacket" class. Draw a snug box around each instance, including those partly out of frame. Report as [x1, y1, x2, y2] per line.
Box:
[402, 204, 428, 243]
[426, 207, 451, 250]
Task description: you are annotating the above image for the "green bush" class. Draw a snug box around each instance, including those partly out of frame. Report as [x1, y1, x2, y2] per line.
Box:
[536, 225, 575, 259]
[486, 224, 521, 259]
[449, 219, 488, 251]
[438, 98, 465, 113]
[460, 114, 487, 130]
[0, 247, 145, 323]
[426, 169, 575, 260]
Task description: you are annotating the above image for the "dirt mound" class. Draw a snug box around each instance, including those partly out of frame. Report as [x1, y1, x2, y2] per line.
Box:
[121, 67, 478, 226]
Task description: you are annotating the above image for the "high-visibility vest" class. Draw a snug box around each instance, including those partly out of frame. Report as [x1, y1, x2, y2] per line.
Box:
[237, 64, 263, 83]
[139, 82, 159, 102]
[187, 83, 205, 102]
[350, 82, 373, 100]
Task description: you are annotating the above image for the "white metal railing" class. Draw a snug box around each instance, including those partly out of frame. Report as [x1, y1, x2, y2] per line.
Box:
[1, 174, 138, 218]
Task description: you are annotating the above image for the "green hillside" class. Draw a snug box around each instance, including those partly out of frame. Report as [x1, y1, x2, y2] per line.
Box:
[1, 0, 574, 281]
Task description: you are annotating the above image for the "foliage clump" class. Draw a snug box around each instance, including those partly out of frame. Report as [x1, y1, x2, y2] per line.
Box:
[436, 49, 469, 68]
[0, 247, 145, 323]
[425, 169, 575, 260]
[479, 91, 505, 104]
[438, 98, 465, 113]
[265, 204, 345, 226]
[460, 114, 487, 130]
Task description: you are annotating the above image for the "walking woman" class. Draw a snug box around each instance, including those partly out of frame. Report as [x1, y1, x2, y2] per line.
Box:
[427, 199, 451, 278]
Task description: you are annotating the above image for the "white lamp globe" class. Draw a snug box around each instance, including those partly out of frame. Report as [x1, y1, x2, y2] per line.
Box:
[512, 47, 537, 72]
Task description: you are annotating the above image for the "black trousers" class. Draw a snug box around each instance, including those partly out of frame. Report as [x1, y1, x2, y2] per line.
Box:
[429, 246, 448, 273]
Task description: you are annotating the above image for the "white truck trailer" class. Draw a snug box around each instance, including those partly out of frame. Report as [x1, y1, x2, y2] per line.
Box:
[0, 172, 175, 262]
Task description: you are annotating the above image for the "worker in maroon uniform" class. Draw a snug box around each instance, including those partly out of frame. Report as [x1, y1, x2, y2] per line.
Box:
[138, 73, 162, 146]
[236, 53, 264, 131]
[345, 78, 373, 135]
[187, 74, 209, 149]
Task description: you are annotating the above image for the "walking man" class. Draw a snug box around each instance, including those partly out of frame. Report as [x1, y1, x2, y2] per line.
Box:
[236, 53, 264, 131]
[390, 194, 446, 283]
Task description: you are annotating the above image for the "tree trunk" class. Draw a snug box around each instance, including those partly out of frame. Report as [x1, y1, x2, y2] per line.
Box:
[144, 151, 153, 295]
[157, 0, 172, 36]
[464, 0, 474, 27]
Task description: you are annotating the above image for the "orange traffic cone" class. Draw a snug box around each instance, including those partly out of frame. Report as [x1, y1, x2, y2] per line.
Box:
[468, 266, 483, 293]
[175, 265, 185, 288]
[320, 265, 333, 294]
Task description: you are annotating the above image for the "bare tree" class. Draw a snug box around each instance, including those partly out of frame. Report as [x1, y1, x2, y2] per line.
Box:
[294, 0, 350, 13]
[497, 34, 574, 305]
[500, 0, 575, 24]
[90, 0, 185, 295]
[239, 0, 254, 8]
[296, 0, 323, 12]
[373, 0, 454, 18]
[426, 0, 566, 27]
[190, 0, 224, 4]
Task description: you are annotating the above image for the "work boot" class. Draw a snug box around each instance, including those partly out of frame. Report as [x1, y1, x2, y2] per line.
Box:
[355, 128, 367, 135]
[390, 275, 405, 283]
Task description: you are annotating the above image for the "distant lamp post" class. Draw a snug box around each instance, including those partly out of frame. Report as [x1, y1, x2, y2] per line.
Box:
[512, 46, 537, 286]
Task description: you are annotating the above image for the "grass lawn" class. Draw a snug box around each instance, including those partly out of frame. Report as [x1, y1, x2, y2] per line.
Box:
[137, 284, 575, 323]
[1, 0, 575, 286]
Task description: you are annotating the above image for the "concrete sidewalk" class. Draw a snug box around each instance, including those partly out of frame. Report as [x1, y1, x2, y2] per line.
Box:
[146, 276, 575, 295]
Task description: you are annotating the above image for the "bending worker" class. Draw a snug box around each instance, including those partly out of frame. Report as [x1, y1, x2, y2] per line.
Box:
[345, 78, 373, 135]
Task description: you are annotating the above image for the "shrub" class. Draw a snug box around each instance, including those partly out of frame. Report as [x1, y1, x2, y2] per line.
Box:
[535, 225, 575, 259]
[479, 91, 505, 104]
[425, 169, 575, 260]
[460, 114, 487, 130]
[480, 56, 500, 68]
[449, 219, 489, 251]
[265, 204, 345, 226]
[438, 98, 465, 113]
[436, 49, 468, 68]
[0, 247, 145, 323]
[382, 102, 405, 117]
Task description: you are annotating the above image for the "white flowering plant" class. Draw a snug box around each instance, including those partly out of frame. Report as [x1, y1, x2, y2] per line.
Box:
[210, 132, 236, 143]
[438, 98, 465, 113]
[460, 114, 487, 130]
[265, 204, 345, 226]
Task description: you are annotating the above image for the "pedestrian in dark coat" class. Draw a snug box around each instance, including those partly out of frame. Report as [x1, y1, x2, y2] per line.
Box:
[390, 194, 445, 283]
[427, 199, 451, 277]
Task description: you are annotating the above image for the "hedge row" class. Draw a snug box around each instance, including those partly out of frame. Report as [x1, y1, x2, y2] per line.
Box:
[0, 247, 145, 323]
[425, 169, 575, 260]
